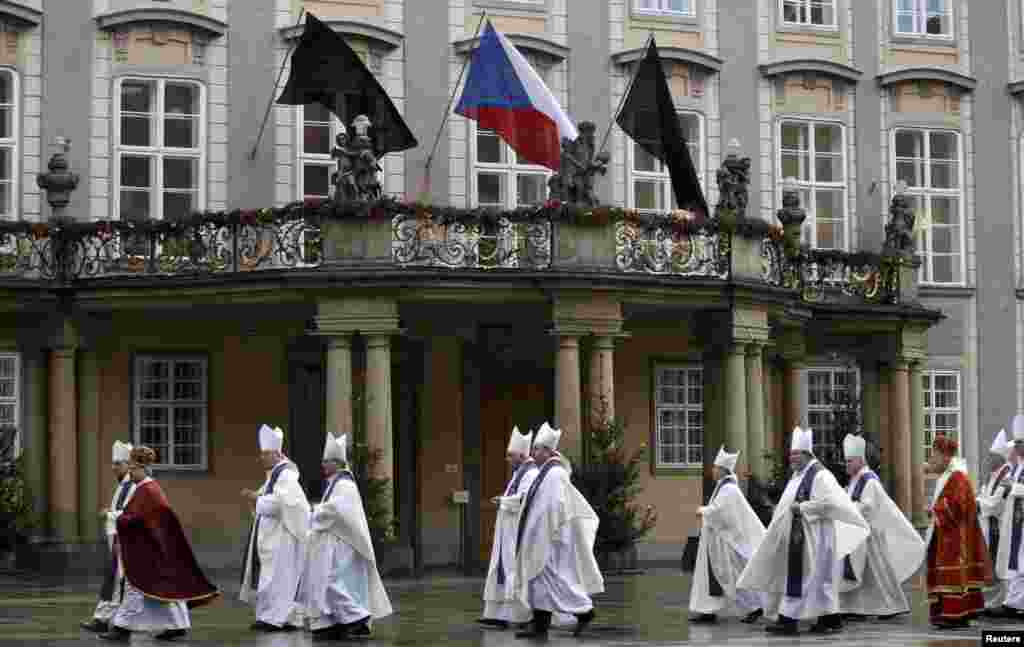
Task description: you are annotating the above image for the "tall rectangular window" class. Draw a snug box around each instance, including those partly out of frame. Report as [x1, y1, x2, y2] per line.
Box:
[781, 0, 837, 27]
[115, 78, 205, 223]
[635, 0, 694, 16]
[0, 71, 18, 220]
[923, 370, 960, 460]
[133, 355, 208, 470]
[892, 128, 962, 284]
[778, 120, 847, 250]
[894, 0, 952, 37]
[805, 367, 860, 464]
[654, 364, 704, 468]
[0, 353, 19, 457]
[630, 112, 704, 212]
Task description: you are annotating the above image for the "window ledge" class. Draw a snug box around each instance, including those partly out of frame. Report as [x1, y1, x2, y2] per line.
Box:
[630, 8, 699, 27]
[776, 24, 841, 37]
[95, 7, 227, 38]
[920, 285, 975, 299]
[651, 465, 703, 477]
[612, 46, 722, 73]
[473, 0, 547, 14]
[759, 58, 863, 83]
[877, 66, 976, 92]
[281, 18, 403, 52]
[454, 32, 568, 62]
[0, 0, 40, 28]
[890, 34, 956, 47]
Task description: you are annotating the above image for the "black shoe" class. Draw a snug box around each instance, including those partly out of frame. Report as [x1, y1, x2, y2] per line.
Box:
[809, 622, 842, 634]
[515, 610, 552, 640]
[573, 610, 595, 636]
[281, 624, 300, 632]
[477, 618, 510, 629]
[932, 619, 970, 629]
[347, 617, 371, 638]
[689, 613, 717, 624]
[250, 621, 282, 632]
[98, 627, 131, 642]
[154, 629, 187, 641]
[843, 613, 866, 622]
[765, 616, 798, 635]
[876, 611, 908, 620]
[740, 609, 762, 624]
[312, 624, 348, 641]
[80, 619, 109, 633]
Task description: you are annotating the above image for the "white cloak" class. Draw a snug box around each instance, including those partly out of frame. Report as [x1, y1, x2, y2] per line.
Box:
[978, 464, 1012, 608]
[737, 459, 868, 620]
[483, 460, 539, 623]
[301, 472, 392, 629]
[239, 461, 310, 627]
[838, 468, 924, 616]
[689, 477, 766, 616]
[94, 475, 137, 621]
[512, 458, 604, 614]
[995, 463, 1024, 581]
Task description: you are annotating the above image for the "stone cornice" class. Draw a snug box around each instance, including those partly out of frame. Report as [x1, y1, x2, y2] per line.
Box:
[280, 18, 403, 51]
[0, 1, 41, 28]
[309, 315, 403, 337]
[453, 33, 569, 62]
[877, 66, 977, 92]
[611, 46, 723, 73]
[758, 58, 863, 83]
[95, 7, 227, 38]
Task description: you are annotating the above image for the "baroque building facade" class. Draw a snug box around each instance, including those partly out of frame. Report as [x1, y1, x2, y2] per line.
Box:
[0, 0, 1010, 573]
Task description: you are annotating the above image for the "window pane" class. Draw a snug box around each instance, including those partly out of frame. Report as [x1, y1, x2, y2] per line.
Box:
[814, 189, 844, 249]
[305, 103, 331, 124]
[121, 81, 154, 113]
[930, 196, 958, 226]
[477, 173, 503, 206]
[810, 0, 833, 25]
[304, 123, 331, 155]
[304, 164, 331, 198]
[165, 116, 197, 149]
[477, 131, 504, 164]
[122, 116, 151, 147]
[164, 158, 197, 190]
[894, 130, 924, 158]
[780, 123, 810, 181]
[0, 73, 11, 105]
[165, 84, 198, 115]
[163, 193, 195, 222]
[516, 174, 547, 207]
[634, 145, 659, 173]
[121, 155, 152, 189]
[679, 113, 700, 142]
[634, 180, 663, 210]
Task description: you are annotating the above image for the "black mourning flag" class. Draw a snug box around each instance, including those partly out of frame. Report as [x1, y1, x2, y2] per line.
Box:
[277, 13, 417, 157]
[615, 38, 708, 219]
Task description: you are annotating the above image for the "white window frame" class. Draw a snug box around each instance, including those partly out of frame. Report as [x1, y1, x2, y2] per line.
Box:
[893, 0, 954, 39]
[112, 76, 207, 223]
[779, 0, 838, 29]
[133, 354, 209, 471]
[0, 353, 19, 458]
[776, 119, 848, 250]
[653, 363, 704, 469]
[804, 366, 860, 464]
[890, 127, 965, 286]
[627, 110, 705, 213]
[0, 69, 19, 221]
[922, 370, 961, 460]
[634, 0, 695, 17]
[469, 126, 553, 211]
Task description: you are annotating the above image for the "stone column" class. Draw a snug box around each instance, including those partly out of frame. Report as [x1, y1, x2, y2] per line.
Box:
[588, 335, 617, 426]
[724, 344, 748, 479]
[325, 335, 354, 439]
[782, 359, 805, 443]
[555, 334, 583, 460]
[890, 360, 912, 515]
[365, 334, 395, 518]
[77, 350, 100, 541]
[48, 346, 79, 541]
[909, 360, 926, 527]
[746, 343, 766, 481]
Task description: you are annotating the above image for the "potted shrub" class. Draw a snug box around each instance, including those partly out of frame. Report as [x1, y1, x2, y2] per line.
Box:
[0, 427, 33, 561]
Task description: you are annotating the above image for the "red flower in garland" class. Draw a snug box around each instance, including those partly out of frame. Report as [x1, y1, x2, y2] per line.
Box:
[96, 221, 113, 242]
[544, 199, 562, 210]
[303, 198, 325, 211]
[368, 205, 387, 220]
[30, 223, 49, 239]
[239, 210, 258, 226]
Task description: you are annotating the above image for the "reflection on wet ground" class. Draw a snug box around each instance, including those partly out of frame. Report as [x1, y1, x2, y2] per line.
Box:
[0, 569, 999, 646]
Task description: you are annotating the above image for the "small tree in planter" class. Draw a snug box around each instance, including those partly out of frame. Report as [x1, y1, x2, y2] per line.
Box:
[348, 442, 398, 547]
[0, 427, 33, 556]
[570, 410, 657, 572]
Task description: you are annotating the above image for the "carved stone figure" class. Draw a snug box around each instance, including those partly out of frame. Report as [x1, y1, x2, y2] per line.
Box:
[547, 121, 609, 207]
[331, 115, 382, 202]
[883, 191, 916, 255]
[715, 153, 751, 219]
[330, 127, 358, 202]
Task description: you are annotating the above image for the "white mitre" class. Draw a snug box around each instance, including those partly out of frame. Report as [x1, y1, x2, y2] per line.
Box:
[842, 433, 865, 460]
[507, 426, 532, 455]
[991, 429, 1010, 459]
[259, 423, 284, 452]
[1013, 415, 1024, 444]
[790, 426, 813, 453]
[534, 421, 562, 450]
[713, 446, 738, 471]
[112, 440, 133, 463]
[323, 433, 347, 463]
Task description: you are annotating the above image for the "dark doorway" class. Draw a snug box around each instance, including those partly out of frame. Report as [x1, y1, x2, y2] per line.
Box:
[288, 338, 326, 501]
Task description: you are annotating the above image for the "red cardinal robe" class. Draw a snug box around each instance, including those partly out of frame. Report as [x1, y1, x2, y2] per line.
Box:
[116, 480, 220, 608]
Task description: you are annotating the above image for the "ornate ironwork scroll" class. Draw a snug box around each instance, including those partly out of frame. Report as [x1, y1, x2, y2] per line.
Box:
[614, 220, 728, 278]
[391, 214, 552, 269]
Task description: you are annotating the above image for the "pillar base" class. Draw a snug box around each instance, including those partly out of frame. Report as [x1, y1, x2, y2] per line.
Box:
[374, 542, 414, 577]
[15, 535, 106, 575]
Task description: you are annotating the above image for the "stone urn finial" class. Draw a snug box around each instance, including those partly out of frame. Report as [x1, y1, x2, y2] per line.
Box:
[37, 137, 79, 212]
[775, 176, 806, 257]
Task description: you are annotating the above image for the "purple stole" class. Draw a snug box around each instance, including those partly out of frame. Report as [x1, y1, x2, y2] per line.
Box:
[496, 460, 538, 585]
[786, 462, 821, 598]
[706, 476, 735, 597]
[241, 462, 290, 590]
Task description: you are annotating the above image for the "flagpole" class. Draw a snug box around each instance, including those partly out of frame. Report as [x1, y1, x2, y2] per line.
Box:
[420, 10, 488, 184]
[249, 8, 307, 161]
[596, 32, 654, 160]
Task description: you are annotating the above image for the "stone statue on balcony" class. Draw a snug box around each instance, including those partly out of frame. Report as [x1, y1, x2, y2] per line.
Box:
[547, 121, 609, 207]
[332, 115, 382, 202]
[330, 126, 358, 202]
[883, 189, 916, 256]
[715, 152, 751, 219]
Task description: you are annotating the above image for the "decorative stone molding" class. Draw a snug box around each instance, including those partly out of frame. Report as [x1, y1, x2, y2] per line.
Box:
[759, 59, 862, 84]
[280, 18, 403, 52]
[550, 296, 624, 337]
[891, 79, 960, 114]
[877, 66, 977, 92]
[611, 46, 722, 74]
[310, 297, 403, 337]
[454, 32, 568, 62]
[95, 7, 227, 38]
[0, 0, 40, 28]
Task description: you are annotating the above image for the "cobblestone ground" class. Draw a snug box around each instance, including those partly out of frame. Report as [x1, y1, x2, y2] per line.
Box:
[0, 568, 1009, 646]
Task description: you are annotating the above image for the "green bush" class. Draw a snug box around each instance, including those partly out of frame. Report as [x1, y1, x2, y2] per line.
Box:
[0, 427, 33, 551]
[349, 442, 397, 545]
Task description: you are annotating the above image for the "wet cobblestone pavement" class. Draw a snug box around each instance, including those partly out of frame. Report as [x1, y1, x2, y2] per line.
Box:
[0, 568, 1008, 645]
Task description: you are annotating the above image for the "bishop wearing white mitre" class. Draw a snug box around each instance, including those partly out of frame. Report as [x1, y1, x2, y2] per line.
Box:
[689, 446, 766, 624]
[737, 426, 868, 635]
[479, 426, 539, 629]
[838, 433, 924, 620]
[302, 432, 392, 641]
[995, 414, 1024, 618]
[240, 424, 310, 632]
[978, 428, 1013, 613]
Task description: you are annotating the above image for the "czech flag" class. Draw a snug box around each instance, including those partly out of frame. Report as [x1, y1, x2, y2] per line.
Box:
[455, 21, 577, 171]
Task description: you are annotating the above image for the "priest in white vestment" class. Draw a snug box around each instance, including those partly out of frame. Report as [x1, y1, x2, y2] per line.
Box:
[995, 414, 1024, 617]
[689, 446, 765, 624]
[512, 423, 604, 640]
[978, 428, 1013, 614]
[737, 427, 868, 635]
[838, 434, 924, 620]
[302, 432, 392, 641]
[479, 426, 539, 629]
[240, 424, 310, 632]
